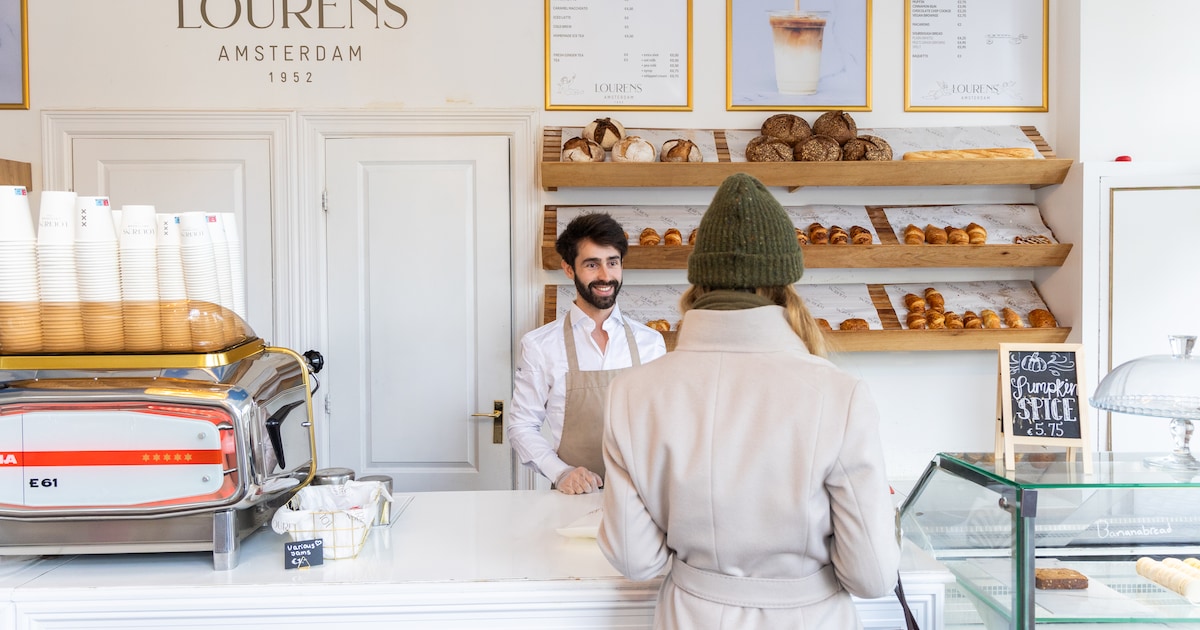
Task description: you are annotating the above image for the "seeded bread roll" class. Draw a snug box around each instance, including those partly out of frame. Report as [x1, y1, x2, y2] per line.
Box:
[612, 135, 656, 162]
[797, 134, 842, 162]
[660, 138, 704, 163]
[812, 110, 858, 145]
[842, 135, 893, 161]
[760, 113, 813, 144]
[582, 117, 626, 150]
[745, 135, 794, 162]
[561, 136, 605, 162]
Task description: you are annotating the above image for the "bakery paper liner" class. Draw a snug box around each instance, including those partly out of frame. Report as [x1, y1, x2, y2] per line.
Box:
[884, 204, 1057, 244]
[725, 125, 1043, 162]
[796, 283, 882, 330]
[884, 280, 1049, 329]
[557, 204, 878, 244]
[559, 128, 719, 163]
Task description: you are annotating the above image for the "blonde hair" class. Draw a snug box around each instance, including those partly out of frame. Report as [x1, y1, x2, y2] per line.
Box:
[679, 285, 830, 358]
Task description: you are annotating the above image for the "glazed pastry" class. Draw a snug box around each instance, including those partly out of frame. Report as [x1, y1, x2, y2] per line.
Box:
[839, 318, 869, 331]
[560, 136, 605, 162]
[664, 228, 683, 246]
[963, 311, 983, 329]
[926, 310, 946, 329]
[924, 287, 945, 312]
[582, 117, 626, 150]
[903, 293, 926, 311]
[981, 309, 1001, 329]
[745, 135, 794, 162]
[808, 223, 829, 245]
[1029, 308, 1057, 328]
[905, 312, 927, 330]
[812, 110, 858, 145]
[849, 225, 872, 245]
[646, 319, 670, 333]
[944, 311, 964, 329]
[688, 229, 698, 245]
[760, 113, 813, 144]
[795, 228, 809, 245]
[903, 224, 925, 245]
[612, 135, 656, 162]
[829, 225, 849, 245]
[946, 226, 969, 245]
[816, 318, 833, 331]
[966, 222, 988, 245]
[925, 224, 949, 245]
[797, 134, 842, 162]
[639, 227, 661, 246]
[659, 138, 703, 163]
[1001, 307, 1025, 328]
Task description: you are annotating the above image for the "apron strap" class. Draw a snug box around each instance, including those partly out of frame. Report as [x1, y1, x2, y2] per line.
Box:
[564, 310, 642, 368]
[670, 556, 842, 609]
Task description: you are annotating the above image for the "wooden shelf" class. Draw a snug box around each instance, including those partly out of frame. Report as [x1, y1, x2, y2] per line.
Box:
[0, 159, 32, 190]
[544, 286, 1070, 353]
[542, 206, 1072, 270]
[540, 126, 1072, 191]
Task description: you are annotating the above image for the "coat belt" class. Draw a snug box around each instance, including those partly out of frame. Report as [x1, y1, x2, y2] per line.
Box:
[670, 556, 842, 609]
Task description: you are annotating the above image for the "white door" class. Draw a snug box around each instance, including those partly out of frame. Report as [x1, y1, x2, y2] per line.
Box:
[324, 136, 514, 491]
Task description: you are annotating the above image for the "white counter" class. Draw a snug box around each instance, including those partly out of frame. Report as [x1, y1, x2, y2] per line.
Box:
[0, 490, 950, 629]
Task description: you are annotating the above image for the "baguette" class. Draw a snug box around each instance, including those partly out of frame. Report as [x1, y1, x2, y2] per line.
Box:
[902, 147, 1038, 161]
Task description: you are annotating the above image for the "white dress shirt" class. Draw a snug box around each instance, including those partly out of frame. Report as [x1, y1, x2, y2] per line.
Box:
[508, 301, 667, 483]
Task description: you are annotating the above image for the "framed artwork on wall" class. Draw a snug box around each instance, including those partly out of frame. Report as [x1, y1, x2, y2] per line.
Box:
[726, 0, 871, 111]
[0, 0, 27, 110]
[905, 0, 1049, 112]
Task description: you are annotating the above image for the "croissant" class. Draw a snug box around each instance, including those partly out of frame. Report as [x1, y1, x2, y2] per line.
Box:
[839, 318, 869, 331]
[664, 228, 683, 246]
[795, 228, 809, 245]
[1001, 307, 1025, 328]
[944, 311, 964, 329]
[816, 318, 833, 331]
[946, 226, 969, 245]
[808, 223, 829, 245]
[903, 293, 926, 312]
[639, 227, 661, 246]
[924, 287, 945, 312]
[966, 222, 988, 245]
[905, 312, 927, 330]
[688, 229, 698, 245]
[1029, 308, 1057, 328]
[646, 319, 670, 332]
[925, 224, 948, 245]
[903, 224, 925, 245]
[926, 310, 946, 329]
[963, 311, 983, 329]
[981, 309, 1001, 329]
[850, 225, 872, 245]
[829, 225, 849, 245]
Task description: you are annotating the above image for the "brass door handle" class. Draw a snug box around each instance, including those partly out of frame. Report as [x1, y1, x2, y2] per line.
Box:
[472, 400, 504, 444]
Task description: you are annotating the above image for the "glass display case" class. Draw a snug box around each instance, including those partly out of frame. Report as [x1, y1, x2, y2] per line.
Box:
[900, 452, 1200, 628]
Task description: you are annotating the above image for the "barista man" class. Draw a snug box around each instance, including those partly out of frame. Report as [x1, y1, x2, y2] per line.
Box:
[508, 213, 667, 495]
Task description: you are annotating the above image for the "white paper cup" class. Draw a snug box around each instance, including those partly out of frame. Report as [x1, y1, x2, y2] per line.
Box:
[74, 196, 116, 242]
[0, 186, 35, 242]
[119, 205, 158, 250]
[36, 191, 78, 245]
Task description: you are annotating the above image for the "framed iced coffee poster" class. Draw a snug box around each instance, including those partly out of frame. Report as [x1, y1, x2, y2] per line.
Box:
[905, 0, 1048, 112]
[545, 0, 692, 111]
[0, 0, 27, 109]
[726, 0, 871, 111]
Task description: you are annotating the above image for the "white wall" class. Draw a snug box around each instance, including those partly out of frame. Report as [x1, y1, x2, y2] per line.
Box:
[2, 0, 1196, 482]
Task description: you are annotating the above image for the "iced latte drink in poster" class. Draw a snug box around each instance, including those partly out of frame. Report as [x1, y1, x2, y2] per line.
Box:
[768, 3, 828, 95]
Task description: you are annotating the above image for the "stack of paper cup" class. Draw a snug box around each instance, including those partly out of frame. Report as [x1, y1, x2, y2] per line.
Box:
[178, 212, 225, 351]
[206, 213, 238, 343]
[74, 196, 124, 352]
[0, 186, 42, 353]
[118, 205, 162, 352]
[36, 191, 85, 352]
[156, 213, 191, 352]
[220, 213, 246, 320]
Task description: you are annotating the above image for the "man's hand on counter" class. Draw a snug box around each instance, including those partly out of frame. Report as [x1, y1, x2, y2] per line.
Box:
[556, 467, 603, 495]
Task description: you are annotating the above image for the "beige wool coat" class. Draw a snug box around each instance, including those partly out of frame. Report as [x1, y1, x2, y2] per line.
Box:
[598, 305, 900, 629]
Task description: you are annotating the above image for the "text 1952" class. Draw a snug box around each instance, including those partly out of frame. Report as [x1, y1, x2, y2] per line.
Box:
[269, 71, 313, 83]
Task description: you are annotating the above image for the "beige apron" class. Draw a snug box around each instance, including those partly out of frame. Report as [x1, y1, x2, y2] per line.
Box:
[555, 311, 641, 480]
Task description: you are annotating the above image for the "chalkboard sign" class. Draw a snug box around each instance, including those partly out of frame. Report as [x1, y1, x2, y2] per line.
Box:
[997, 343, 1093, 473]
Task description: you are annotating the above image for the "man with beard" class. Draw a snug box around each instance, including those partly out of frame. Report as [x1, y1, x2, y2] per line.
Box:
[508, 212, 666, 494]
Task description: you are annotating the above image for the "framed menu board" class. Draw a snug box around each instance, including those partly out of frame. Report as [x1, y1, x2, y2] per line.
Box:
[545, 0, 692, 111]
[996, 343, 1093, 473]
[905, 0, 1048, 112]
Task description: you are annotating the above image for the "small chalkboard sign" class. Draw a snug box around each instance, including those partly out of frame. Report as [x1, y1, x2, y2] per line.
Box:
[284, 538, 324, 570]
[997, 343, 1093, 473]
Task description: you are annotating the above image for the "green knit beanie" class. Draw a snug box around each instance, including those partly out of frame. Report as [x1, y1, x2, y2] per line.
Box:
[688, 173, 804, 289]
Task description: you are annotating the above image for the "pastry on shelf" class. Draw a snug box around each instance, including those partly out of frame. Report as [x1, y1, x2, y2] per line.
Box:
[797, 135, 842, 162]
[660, 138, 703, 163]
[981, 309, 1001, 329]
[687, 229, 697, 245]
[612, 136, 656, 162]
[944, 312, 964, 329]
[849, 225, 872, 245]
[926, 310, 946, 329]
[903, 293, 926, 312]
[560, 137, 605, 163]
[1029, 308, 1057, 328]
[812, 110, 857, 145]
[582, 117, 626, 150]
[745, 135, 794, 162]
[1001, 307, 1025, 328]
[902, 147, 1038, 160]
[816, 318, 833, 331]
[663, 228, 683, 246]
[924, 287, 945, 312]
[905, 312, 927, 330]
[828, 225, 849, 245]
[795, 228, 809, 245]
[946, 226, 969, 245]
[1035, 568, 1089, 590]
[924, 224, 949, 245]
[966, 222, 988, 245]
[760, 113, 812, 144]
[903, 224, 925, 245]
[808, 223, 829, 245]
[839, 318, 869, 331]
[963, 311, 983, 329]
[639, 227, 661, 246]
[645, 319, 670, 333]
[1014, 234, 1054, 244]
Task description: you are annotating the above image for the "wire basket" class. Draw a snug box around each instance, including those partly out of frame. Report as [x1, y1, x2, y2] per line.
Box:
[271, 480, 384, 559]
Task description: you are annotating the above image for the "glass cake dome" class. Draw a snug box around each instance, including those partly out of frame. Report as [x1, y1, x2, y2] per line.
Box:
[1090, 334, 1200, 471]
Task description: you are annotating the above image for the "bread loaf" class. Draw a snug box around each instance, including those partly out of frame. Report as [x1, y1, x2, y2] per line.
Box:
[902, 147, 1038, 160]
[843, 134, 893, 161]
[797, 134, 842, 162]
[561, 136, 605, 162]
[660, 138, 703, 163]
[760, 113, 813, 144]
[812, 110, 857, 145]
[612, 136, 656, 162]
[746, 135, 794, 162]
[583, 117, 626, 150]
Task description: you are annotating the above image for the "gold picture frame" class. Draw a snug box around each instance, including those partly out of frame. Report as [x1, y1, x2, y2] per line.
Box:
[905, 0, 1049, 112]
[544, 0, 692, 111]
[0, 0, 27, 110]
[726, 0, 871, 112]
